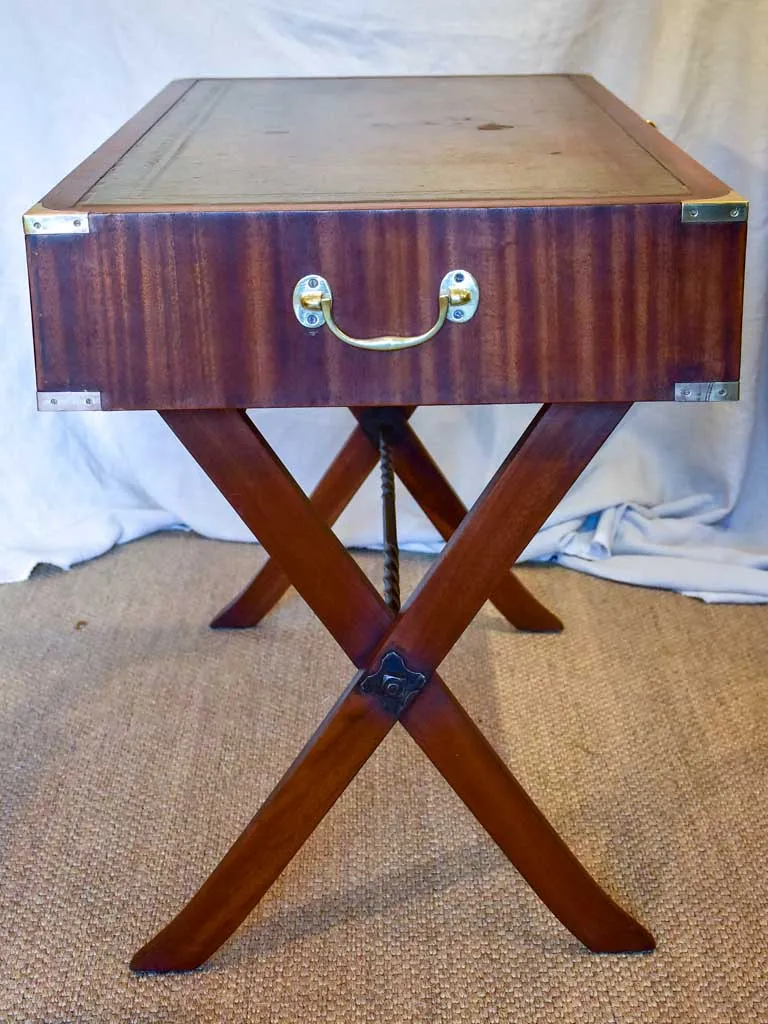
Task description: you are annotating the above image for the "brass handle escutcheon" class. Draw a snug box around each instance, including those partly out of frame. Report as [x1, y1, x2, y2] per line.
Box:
[292, 270, 480, 351]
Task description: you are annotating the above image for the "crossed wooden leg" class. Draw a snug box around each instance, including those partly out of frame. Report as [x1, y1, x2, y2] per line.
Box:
[211, 408, 562, 633]
[131, 403, 654, 973]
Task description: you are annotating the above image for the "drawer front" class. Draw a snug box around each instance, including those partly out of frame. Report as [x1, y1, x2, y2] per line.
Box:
[28, 205, 745, 410]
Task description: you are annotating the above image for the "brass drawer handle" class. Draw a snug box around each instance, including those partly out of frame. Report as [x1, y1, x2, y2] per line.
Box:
[293, 270, 479, 351]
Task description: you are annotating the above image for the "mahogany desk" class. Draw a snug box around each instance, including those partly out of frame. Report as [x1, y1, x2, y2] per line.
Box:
[24, 76, 747, 971]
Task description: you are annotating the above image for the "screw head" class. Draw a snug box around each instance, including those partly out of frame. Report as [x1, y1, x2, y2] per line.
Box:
[454, 271, 465, 282]
[307, 277, 319, 288]
[453, 309, 465, 320]
[681, 387, 692, 397]
[385, 679, 402, 696]
[50, 397, 58, 405]
[85, 397, 92, 405]
[729, 208, 741, 219]
[306, 313, 318, 326]
[716, 386, 728, 397]
[32, 221, 42, 230]
[73, 218, 81, 228]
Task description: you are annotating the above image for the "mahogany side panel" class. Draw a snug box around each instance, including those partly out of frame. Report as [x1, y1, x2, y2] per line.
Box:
[28, 205, 745, 409]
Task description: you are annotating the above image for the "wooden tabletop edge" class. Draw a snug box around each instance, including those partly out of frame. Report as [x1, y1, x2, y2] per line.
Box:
[25, 195, 748, 221]
[39, 79, 198, 210]
[569, 75, 731, 199]
[26, 74, 744, 218]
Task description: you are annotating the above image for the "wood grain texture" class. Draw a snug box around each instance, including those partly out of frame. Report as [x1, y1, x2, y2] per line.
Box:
[569, 76, 728, 199]
[355, 408, 564, 633]
[214, 408, 563, 633]
[162, 409, 390, 666]
[78, 77, 689, 207]
[401, 675, 654, 953]
[28, 204, 745, 409]
[37, 75, 734, 215]
[135, 404, 649, 971]
[131, 670, 397, 972]
[42, 81, 196, 210]
[366, 403, 630, 677]
[29, 75, 746, 409]
[209, 418, 382, 629]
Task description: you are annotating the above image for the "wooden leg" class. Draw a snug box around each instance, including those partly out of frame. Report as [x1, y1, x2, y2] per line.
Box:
[132, 404, 652, 972]
[359, 404, 625, 673]
[213, 406, 562, 633]
[354, 404, 651, 949]
[131, 674, 399, 972]
[355, 408, 563, 633]
[210, 423, 380, 629]
[401, 680, 654, 952]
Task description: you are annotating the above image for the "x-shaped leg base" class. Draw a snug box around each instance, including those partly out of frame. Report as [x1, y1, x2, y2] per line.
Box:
[131, 403, 655, 972]
[211, 407, 563, 634]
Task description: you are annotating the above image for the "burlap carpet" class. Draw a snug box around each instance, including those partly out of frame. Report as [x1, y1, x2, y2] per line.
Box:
[0, 533, 765, 1023]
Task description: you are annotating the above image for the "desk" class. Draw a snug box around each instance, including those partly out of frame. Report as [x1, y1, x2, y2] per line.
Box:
[24, 75, 747, 972]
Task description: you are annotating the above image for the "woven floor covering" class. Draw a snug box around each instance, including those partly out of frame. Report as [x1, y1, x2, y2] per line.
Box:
[0, 533, 765, 1023]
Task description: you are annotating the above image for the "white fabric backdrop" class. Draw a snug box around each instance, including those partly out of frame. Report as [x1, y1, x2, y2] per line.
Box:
[2, 0, 767, 599]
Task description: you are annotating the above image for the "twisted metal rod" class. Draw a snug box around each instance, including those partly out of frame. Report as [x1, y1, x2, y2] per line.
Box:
[379, 426, 401, 614]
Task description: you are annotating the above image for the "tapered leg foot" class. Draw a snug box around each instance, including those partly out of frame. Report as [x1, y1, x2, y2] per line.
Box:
[485, 572, 564, 634]
[210, 559, 293, 630]
[131, 677, 398, 972]
[402, 677, 655, 953]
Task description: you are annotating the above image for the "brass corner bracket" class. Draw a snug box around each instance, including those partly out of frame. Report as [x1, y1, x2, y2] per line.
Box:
[681, 192, 748, 224]
[23, 205, 90, 236]
[37, 391, 102, 411]
[674, 381, 739, 402]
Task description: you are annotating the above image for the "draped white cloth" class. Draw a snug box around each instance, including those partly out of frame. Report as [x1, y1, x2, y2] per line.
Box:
[2, 0, 767, 600]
